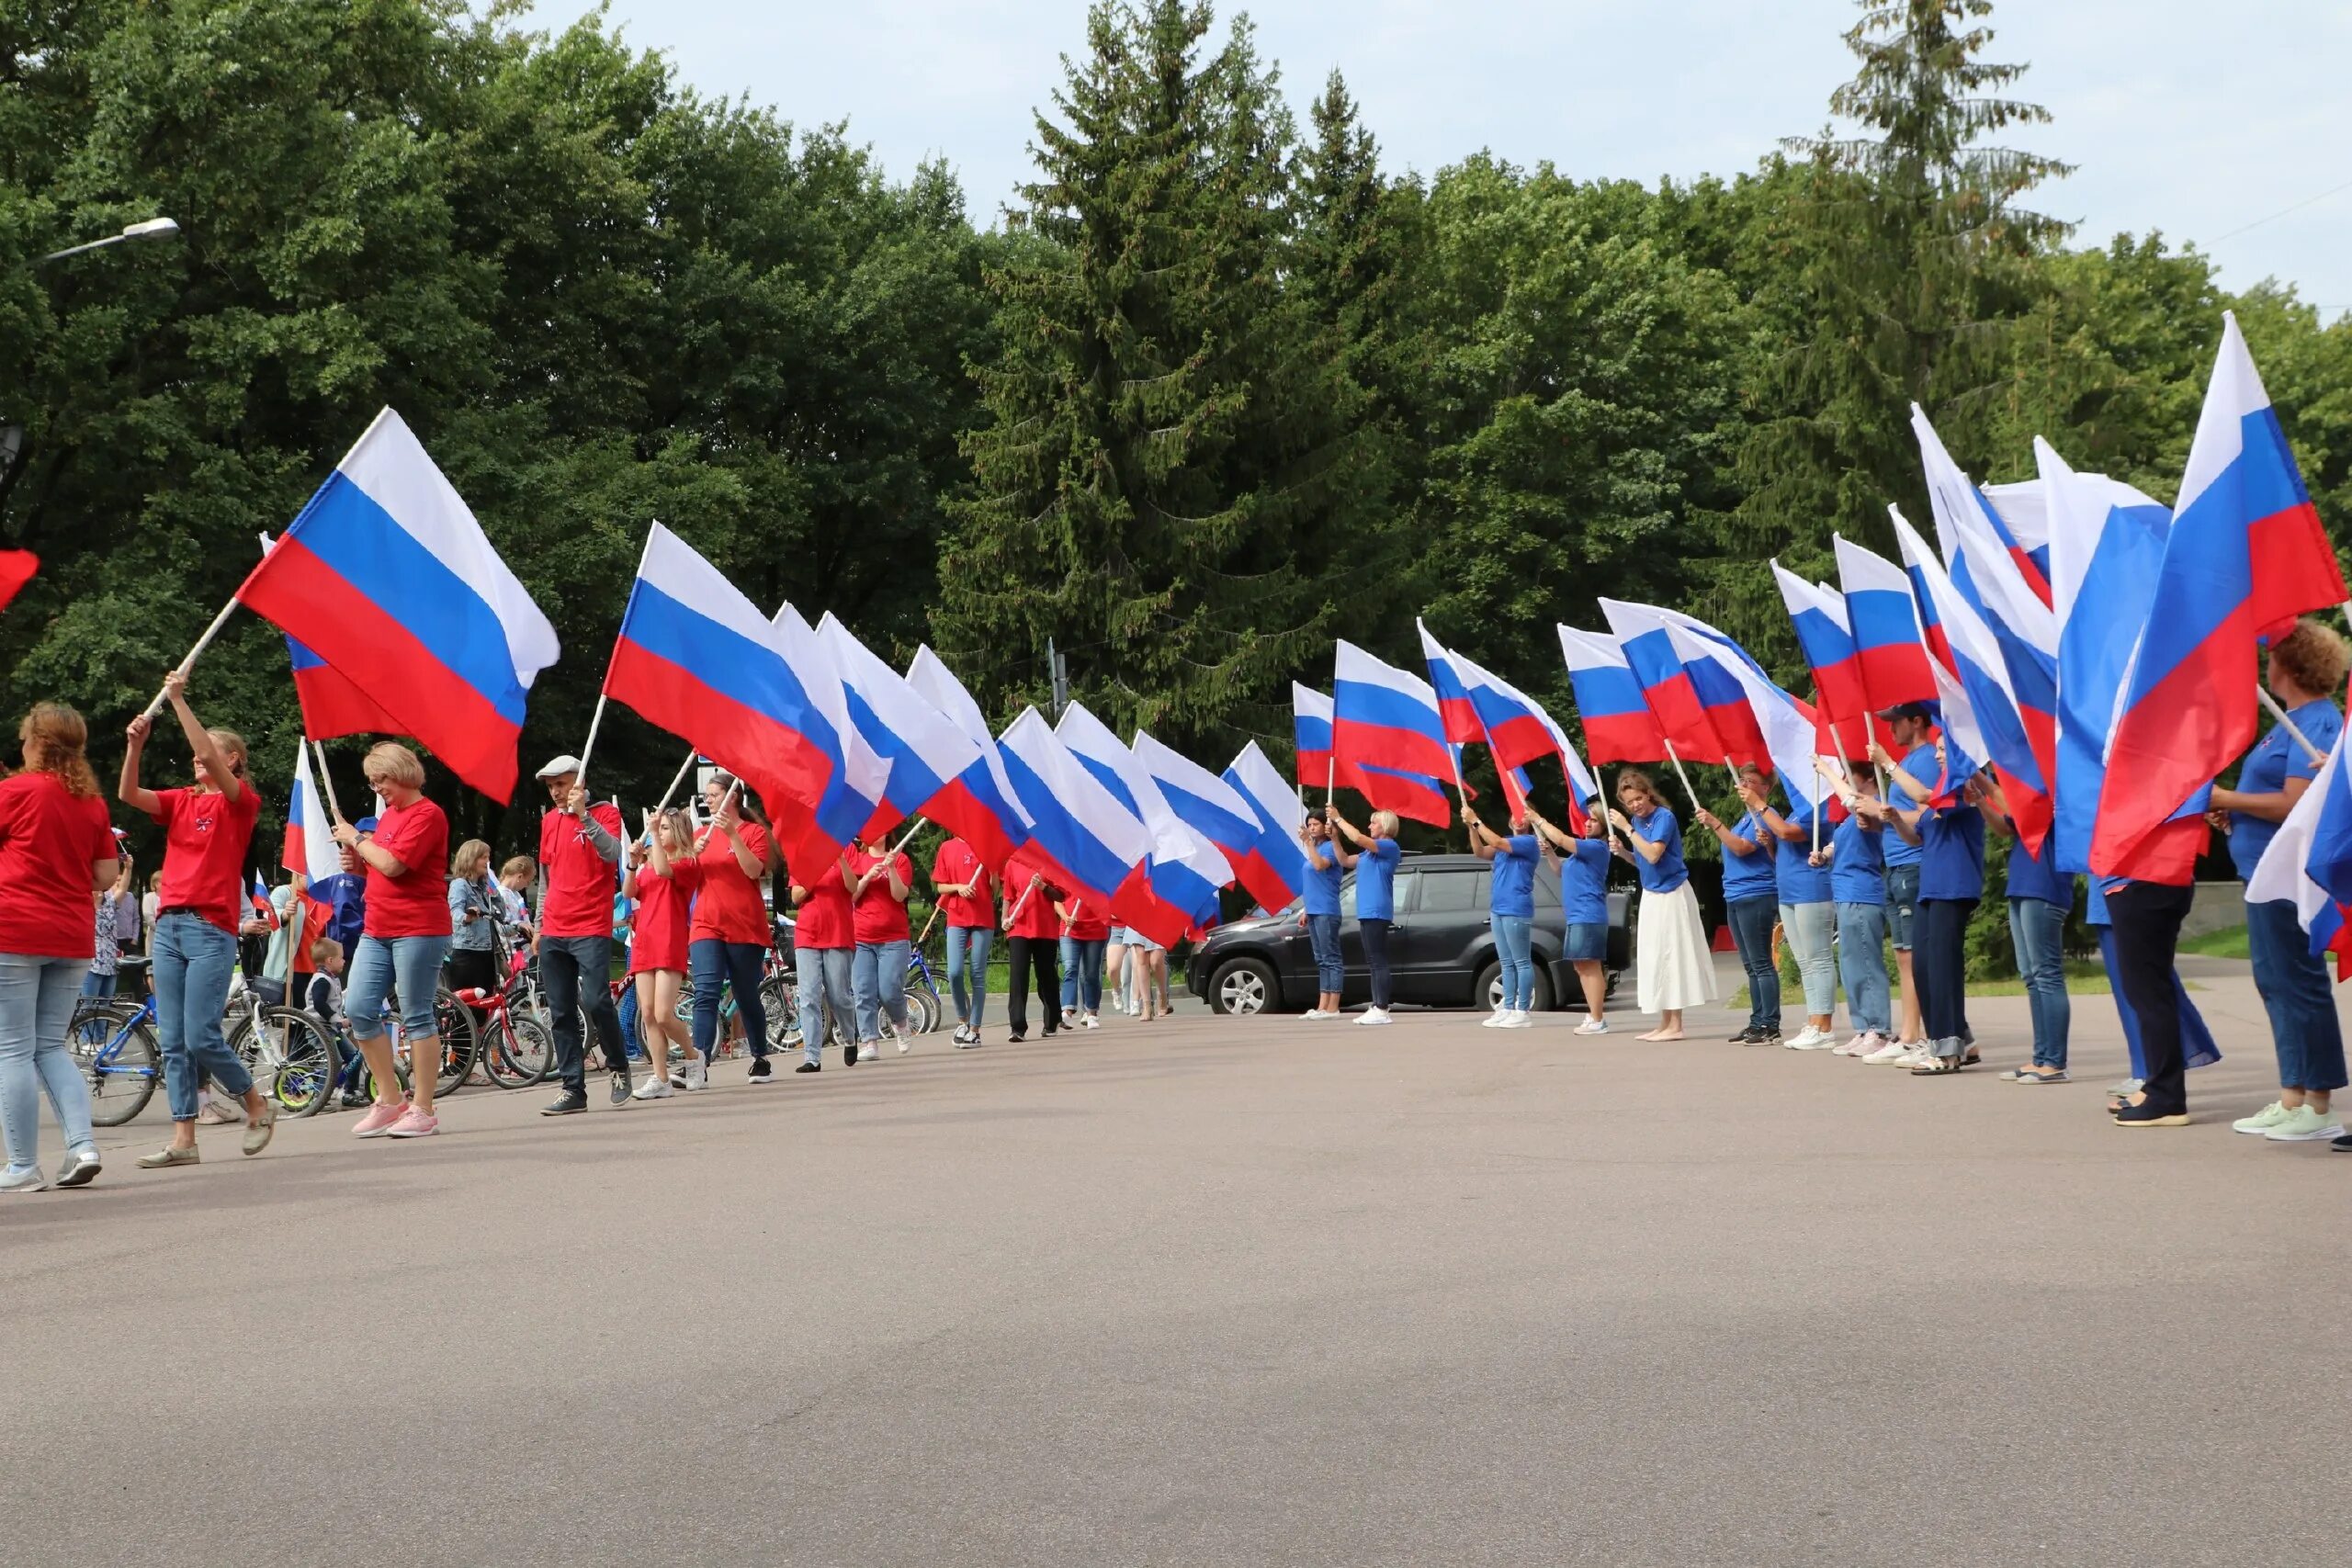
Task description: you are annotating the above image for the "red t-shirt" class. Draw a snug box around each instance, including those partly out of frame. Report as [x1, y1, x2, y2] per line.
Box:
[790, 857, 852, 949]
[539, 803, 625, 940]
[151, 784, 260, 935]
[846, 847, 913, 945]
[0, 773, 116, 958]
[931, 838, 994, 929]
[365, 795, 452, 939]
[1062, 894, 1110, 942]
[689, 821, 772, 946]
[628, 856, 702, 975]
[1006, 854, 1062, 941]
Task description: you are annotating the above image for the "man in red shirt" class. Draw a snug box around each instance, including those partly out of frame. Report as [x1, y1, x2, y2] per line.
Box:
[533, 755, 633, 1115]
[846, 834, 913, 1062]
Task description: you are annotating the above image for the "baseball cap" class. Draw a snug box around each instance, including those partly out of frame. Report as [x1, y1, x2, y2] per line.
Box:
[1873, 702, 1930, 724]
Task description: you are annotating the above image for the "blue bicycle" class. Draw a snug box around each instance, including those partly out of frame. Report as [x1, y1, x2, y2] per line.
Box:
[66, 957, 162, 1127]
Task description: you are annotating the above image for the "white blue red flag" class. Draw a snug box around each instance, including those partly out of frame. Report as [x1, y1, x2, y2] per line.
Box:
[1556, 626, 1667, 764]
[1220, 741, 1309, 911]
[1333, 640, 1453, 782]
[1770, 561, 1876, 757]
[1832, 535, 1939, 711]
[2245, 705, 2352, 979]
[1890, 506, 2021, 811]
[905, 646, 1035, 874]
[996, 706, 1148, 911]
[1134, 731, 1283, 917]
[1056, 704, 1230, 945]
[281, 741, 344, 886]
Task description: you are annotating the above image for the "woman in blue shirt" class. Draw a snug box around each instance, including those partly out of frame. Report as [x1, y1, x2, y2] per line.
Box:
[1465, 806, 1541, 1027]
[2206, 618, 2347, 1140]
[1607, 770, 1713, 1041]
[1530, 806, 1613, 1034]
[1872, 740, 1984, 1074]
[1737, 774, 1836, 1050]
[1297, 815, 1346, 1020]
[1693, 765, 1781, 1045]
[1812, 768, 1890, 1055]
[1329, 807, 1403, 1027]
[1991, 800, 2074, 1084]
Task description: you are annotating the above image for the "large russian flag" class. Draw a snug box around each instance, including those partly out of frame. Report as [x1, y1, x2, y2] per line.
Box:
[996, 706, 1149, 913]
[1294, 682, 1340, 791]
[2096, 311, 2350, 879]
[1333, 640, 1454, 782]
[905, 645, 1034, 874]
[1220, 741, 1310, 912]
[1057, 703, 1231, 946]
[600, 524, 853, 859]
[1556, 625, 1666, 764]
[773, 602, 894, 849]
[1602, 600, 1776, 771]
[1597, 600, 1733, 765]
[1980, 476, 2055, 601]
[1771, 562, 1873, 756]
[1442, 641, 1598, 833]
[1833, 534, 1939, 711]
[1659, 621, 1838, 820]
[1416, 621, 1487, 745]
[235, 410, 559, 802]
[1136, 730, 1286, 917]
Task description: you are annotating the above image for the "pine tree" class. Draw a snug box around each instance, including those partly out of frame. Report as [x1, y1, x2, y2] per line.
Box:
[933, 0, 1383, 754]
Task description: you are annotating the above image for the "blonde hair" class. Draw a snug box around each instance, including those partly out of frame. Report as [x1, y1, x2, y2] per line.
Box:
[309, 936, 343, 967]
[1617, 769, 1660, 809]
[1370, 809, 1400, 837]
[451, 839, 492, 878]
[208, 727, 248, 777]
[362, 741, 425, 791]
[500, 854, 536, 882]
[19, 704, 99, 798]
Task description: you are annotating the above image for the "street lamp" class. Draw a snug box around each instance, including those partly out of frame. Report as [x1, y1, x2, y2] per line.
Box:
[39, 216, 180, 265]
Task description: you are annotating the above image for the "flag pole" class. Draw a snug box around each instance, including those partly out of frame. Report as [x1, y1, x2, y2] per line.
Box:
[1658, 740, 1700, 810]
[310, 739, 345, 824]
[1566, 750, 1618, 848]
[884, 817, 929, 859]
[141, 596, 244, 719]
[691, 778, 744, 853]
[573, 694, 610, 795]
[1004, 876, 1040, 930]
[2257, 684, 2330, 766]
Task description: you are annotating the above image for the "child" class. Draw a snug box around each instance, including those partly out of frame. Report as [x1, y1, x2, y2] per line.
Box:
[305, 937, 361, 1110]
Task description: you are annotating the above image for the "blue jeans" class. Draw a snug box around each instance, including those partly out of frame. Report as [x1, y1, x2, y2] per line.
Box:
[80, 968, 117, 1000]
[345, 932, 454, 1041]
[1834, 901, 1890, 1036]
[852, 939, 910, 1042]
[1059, 932, 1079, 1010]
[2008, 896, 2073, 1070]
[688, 939, 767, 1065]
[1065, 937, 1105, 1012]
[1306, 914, 1342, 993]
[151, 911, 248, 1122]
[2245, 896, 2347, 1091]
[796, 943, 854, 1066]
[1884, 863, 1920, 951]
[1781, 900, 1836, 1017]
[1492, 914, 1535, 1010]
[0, 953, 96, 1176]
[944, 925, 991, 1028]
[1726, 896, 1779, 1032]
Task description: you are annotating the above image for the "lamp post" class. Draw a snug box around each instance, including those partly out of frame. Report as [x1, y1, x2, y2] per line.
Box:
[38, 216, 180, 265]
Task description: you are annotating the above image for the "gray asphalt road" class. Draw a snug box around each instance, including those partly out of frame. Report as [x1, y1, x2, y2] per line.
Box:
[6, 966, 2346, 1568]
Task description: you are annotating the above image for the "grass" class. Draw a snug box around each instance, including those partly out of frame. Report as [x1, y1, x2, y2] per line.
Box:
[2175, 925, 2250, 960]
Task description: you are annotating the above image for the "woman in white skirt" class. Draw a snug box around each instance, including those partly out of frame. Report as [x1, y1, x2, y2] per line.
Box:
[1608, 770, 1715, 1041]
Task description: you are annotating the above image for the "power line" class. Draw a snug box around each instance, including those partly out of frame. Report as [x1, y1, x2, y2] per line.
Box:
[2210, 176, 2352, 243]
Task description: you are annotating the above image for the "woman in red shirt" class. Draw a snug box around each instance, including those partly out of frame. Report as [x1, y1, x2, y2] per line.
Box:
[933, 836, 993, 1048]
[119, 670, 273, 1168]
[688, 774, 775, 1081]
[787, 850, 856, 1071]
[624, 808, 703, 1096]
[331, 742, 453, 1140]
[1057, 890, 1112, 1030]
[1, 704, 123, 1191]
[999, 856, 1063, 1043]
[847, 834, 913, 1062]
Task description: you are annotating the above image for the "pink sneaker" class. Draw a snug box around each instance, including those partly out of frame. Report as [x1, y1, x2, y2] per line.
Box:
[386, 1106, 439, 1139]
[352, 1100, 408, 1138]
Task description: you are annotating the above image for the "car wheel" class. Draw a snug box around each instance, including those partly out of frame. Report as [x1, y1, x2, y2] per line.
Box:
[1211, 957, 1276, 1017]
[1479, 963, 1556, 1012]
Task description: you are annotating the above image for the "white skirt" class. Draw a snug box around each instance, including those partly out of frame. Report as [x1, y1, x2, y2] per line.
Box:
[1636, 883, 1717, 1015]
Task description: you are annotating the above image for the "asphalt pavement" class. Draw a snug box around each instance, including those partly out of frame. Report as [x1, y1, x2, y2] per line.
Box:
[5, 961, 2346, 1568]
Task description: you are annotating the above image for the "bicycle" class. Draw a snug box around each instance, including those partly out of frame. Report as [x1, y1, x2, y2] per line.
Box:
[65, 958, 161, 1127]
[904, 945, 944, 1034]
[450, 950, 557, 1089]
[222, 974, 343, 1118]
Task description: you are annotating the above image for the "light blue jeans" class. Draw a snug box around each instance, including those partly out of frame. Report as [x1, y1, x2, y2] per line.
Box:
[852, 939, 911, 1043]
[2009, 896, 2074, 1071]
[345, 932, 454, 1042]
[151, 910, 248, 1122]
[0, 953, 96, 1178]
[1492, 914, 1535, 1010]
[944, 924, 992, 1029]
[796, 944, 854, 1066]
[1780, 901, 1838, 1019]
[1834, 901, 1891, 1036]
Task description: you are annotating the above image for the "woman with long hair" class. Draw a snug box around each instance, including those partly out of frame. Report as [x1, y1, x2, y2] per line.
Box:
[1608, 770, 1714, 1042]
[625, 807, 703, 1095]
[446, 838, 503, 1049]
[0, 705, 121, 1190]
[119, 670, 273, 1167]
[332, 742, 453, 1138]
[1693, 765, 1781, 1045]
[687, 773, 775, 1082]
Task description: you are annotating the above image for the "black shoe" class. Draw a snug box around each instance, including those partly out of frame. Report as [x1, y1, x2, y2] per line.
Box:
[2332, 1132, 2352, 1150]
[608, 1072, 632, 1106]
[541, 1089, 588, 1116]
[1748, 1030, 1781, 1047]
[2111, 1100, 2189, 1126]
[748, 1056, 774, 1083]
[795, 1061, 820, 1074]
[842, 1042, 857, 1066]
[1727, 1027, 1755, 1043]
[1007, 1030, 1026, 1043]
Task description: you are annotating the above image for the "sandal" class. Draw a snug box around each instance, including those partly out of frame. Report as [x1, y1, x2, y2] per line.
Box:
[1910, 1055, 1962, 1076]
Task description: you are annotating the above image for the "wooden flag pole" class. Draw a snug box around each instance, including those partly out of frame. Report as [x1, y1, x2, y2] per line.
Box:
[1659, 741, 1701, 811]
[310, 739, 345, 824]
[2258, 684, 2330, 765]
[141, 597, 244, 718]
[573, 694, 610, 796]
[1003, 876, 1041, 931]
[691, 778, 743, 853]
[650, 747, 698, 817]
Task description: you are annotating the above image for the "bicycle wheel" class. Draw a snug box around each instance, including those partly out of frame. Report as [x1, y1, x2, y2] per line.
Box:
[74, 1005, 161, 1127]
[265, 1010, 340, 1117]
[432, 987, 477, 1096]
[759, 976, 798, 1051]
[485, 1015, 555, 1088]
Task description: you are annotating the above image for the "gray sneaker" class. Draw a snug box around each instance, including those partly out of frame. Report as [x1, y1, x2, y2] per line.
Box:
[1, 1165, 48, 1192]
[608, 1071, 633, 1106]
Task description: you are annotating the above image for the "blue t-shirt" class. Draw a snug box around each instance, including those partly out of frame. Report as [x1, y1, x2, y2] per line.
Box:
[1631, 807, 1688, 894]
[1918, 802, 1986, 901]
[1560, 839, 1610, 926]
[1355, 838, 1402, 920]
[1774, 807, 1832, 904]
[1489, 834, 1538, 919]
[1882, 745, 1939, 869]
[2003, 829, 2072, 908]
[1829, 815, 1885, 905]
[1302, 840, 1343, 917]
[2229, 697, 2341, 881]
[1721, 810, 1778, 902]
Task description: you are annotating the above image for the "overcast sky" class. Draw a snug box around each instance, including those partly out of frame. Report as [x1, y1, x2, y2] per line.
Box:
[524, 0, 2351, 315]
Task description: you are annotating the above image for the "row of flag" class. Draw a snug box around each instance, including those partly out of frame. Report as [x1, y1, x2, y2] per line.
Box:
[218, 311, 2350, 973]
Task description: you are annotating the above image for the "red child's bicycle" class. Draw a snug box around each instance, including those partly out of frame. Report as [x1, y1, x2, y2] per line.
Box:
[450, 950, 558, 1089]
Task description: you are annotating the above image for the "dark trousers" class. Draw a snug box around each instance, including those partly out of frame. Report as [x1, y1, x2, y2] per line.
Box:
[447, 946, 499, 1043]
[2107, 880, 2195, 1112]
[1004, 937, 1060, 1038]
[1726, 896, 1781, 1032]
[1915, 898, 1974, 1055]
[544, 933, 626, 1093]
[1362, 918, 1393, 1010]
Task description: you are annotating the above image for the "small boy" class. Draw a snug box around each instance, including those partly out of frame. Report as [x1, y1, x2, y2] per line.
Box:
[304, 937, 362, 1110]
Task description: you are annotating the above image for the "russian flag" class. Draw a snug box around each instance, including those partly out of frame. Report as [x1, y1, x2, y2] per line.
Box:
[1981, 476, 2055, 598]
[1416, 621, 1486, 745]
[1439, 641, 1599, 833]
[1657, 621, 1839, 820]
[1056, 703, 1231, 947]
[2039, 438, 2200, 879]
[1334, 640, 1454, 782]
[235, 410, 559, 802]
[600, 524, 856, 861]
[1833, 534, 1939, 711]
[1352, 761, 1453, 828]
[248, 871, 280, 931]
[1136, 730, 1288, 917]
[1601, 600, 1774, 771]
[1294, 681, 1452, 825]
[282, 741, 345, 886]
[1596, 600, 1734, 765]
[2245, 706, 2352, 979]
[904, 645, 1035, 874]
[1294, 682, 1340, 791]
[996, 706, 1149, 914]
[2096, 312, 2350, 880]
[1771, 562, 1873, 755]
[286, 634, 406, 739]
[1221, 740, 1310, 911]
[1557, 625, 1667, 764]
[773, 603, 895, 847]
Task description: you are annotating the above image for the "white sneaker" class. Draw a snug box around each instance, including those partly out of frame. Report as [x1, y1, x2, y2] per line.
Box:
[857, 1041, 877, 1063]
[1300, 1009, 1327, 1021]
[631, 1077, 674, 1100]
[1574, 1017, 1609, 1035]
[954, 1031, 985, 1050]
[1846, 1032, 1885, 1060]
[1481, 1010, 1507, 1029]
[1860, 1038, 1911, 1065]
[1499, 1010, 1532, 1030]
[1785, 1024, 1831, 1050]
[1082, 1013, 1100, 1030]
[1354, 1008, 1393, 1027]
[1892, 1045, 1935, 1070]
[678, 1056, 707, 1090]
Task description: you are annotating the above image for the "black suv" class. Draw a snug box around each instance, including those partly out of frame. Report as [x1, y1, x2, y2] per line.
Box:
[1184, 852, 1631, 1016]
